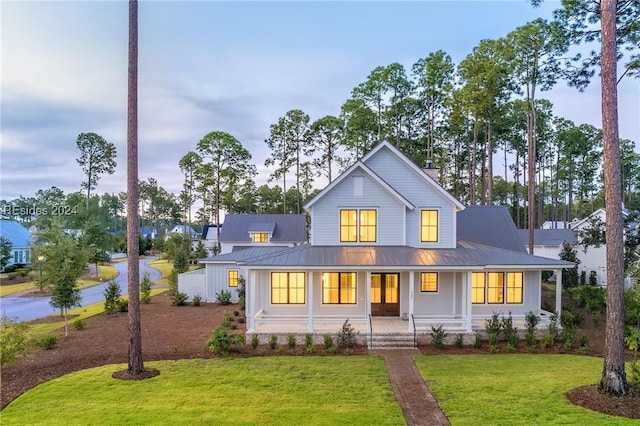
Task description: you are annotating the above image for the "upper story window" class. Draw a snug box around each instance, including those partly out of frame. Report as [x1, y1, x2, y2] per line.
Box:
[421, 209, 438, 242]
[420, 272, 438, 292]
[252, 232, 269, 243]
[340, 209, 377, 243]
[322, 272, 356, 304]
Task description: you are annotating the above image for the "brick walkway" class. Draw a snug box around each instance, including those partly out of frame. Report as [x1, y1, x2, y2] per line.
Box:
[371, 349, 450, 426]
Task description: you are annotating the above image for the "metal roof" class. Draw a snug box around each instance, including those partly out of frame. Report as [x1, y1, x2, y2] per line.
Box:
[219, 214, 307, 243]
[516, 229, 577, 247]
[248, 222, 276, 233]
[0, 220, 32, 248]
[457, 206, 527, 253]
[204, 241, 572, 270]
[201, 246, 294, 263]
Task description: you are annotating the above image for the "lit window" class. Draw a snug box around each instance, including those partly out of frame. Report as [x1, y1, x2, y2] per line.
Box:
[340, 210, 357, 242]
[252, 233, 268, 243]
[228, 270, 238, 288]
[340, 209, 376, 242]
[271, 272, 305, 304]
[322, 272, 356, 304]
[487, 272, 504, 304]
[421, 272, 438, 292]
[506, 272, 523, 304]
[421, 210, 438, 242]
[472, 272, 485, 304]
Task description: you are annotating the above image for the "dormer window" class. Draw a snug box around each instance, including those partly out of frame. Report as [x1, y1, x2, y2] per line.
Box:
[252, 232, 269, 243]
[248, 222, 275, 244]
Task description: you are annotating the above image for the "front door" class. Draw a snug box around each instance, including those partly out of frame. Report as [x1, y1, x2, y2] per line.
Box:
[371, 273, 399, 316]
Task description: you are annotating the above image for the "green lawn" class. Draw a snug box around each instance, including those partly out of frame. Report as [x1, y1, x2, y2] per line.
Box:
[415, 354, 636, 425]
[1, 265, 118, 297]
[1, 357, 404, 425]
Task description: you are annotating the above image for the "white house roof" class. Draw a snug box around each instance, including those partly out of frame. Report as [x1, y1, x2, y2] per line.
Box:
[202, 241, 572, 270]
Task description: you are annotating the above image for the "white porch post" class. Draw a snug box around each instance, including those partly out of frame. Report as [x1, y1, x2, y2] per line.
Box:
[555, 268, 562, 325]
[248, 269, 256, 332]
[308, 270, 314, 332]
[366, 271, 371, 319]
[409, 271, 415, 333]
[466, 272, 473, 332]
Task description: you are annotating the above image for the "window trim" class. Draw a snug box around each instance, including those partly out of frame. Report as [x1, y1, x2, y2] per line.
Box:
[321, 272, 357, 304]
[339, 208, 377, 243]
[506, 272, 523, 304]
[420, 209, 439, 243]
[420, 272, 438, 293]
[270, 272, 305, 305]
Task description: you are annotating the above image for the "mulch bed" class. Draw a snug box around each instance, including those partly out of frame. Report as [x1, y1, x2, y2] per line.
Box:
[1, 292, 638, 419]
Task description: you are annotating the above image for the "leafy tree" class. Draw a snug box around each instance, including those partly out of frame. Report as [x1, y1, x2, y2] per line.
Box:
[559, 242, 580, 288]
[0, 316, 30, 366]
[75, 132, 117, 206]
[339, 98, 378, 166]
[81, 219, 112, 276]
[0, 236, 11, 271]
[178, 151, 202, 223]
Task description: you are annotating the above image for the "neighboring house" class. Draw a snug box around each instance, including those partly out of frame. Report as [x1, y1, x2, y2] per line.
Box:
[180, 141, 571, 346]
[1, 220, 32, 269]
[168, 224, 199, 241]
[217, 214, 307, 255]
[139, 227, 158, 239]
[517, 229, 578, 261]
[541, 221, 570, 229]
[201, 224, 222, 255]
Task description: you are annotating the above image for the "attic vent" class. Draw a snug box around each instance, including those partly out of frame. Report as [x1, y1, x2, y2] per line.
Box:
[354, 176, 363, 197]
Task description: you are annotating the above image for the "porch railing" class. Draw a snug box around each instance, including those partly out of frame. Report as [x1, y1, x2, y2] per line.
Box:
[410, 314, 417, 348]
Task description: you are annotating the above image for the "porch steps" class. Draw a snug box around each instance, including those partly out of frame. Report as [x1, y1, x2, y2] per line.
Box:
[368, 333, 416, 349]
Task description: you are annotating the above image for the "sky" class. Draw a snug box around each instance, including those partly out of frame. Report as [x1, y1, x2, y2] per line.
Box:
[2, 0, 639, 203]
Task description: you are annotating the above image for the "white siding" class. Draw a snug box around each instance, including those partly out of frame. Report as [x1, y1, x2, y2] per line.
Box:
[411, 272, 458, 316]
[178, 269, 206, 302]
[203, 263, 243, 302]
[471, 270, 541, 317]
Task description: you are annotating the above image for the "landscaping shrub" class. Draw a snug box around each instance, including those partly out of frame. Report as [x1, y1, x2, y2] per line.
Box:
[118, 297, 129, 312]
[192, 294, 202, 306]
[484, 312, 501, 338]
[541, 333, 556, 349]
[0, 316, 30, 365]
[568, 285, 606, 314]
[268, 335, 278, 349]
[17, 268, 29, 277]
[524, 311, 540, 335]
[499, 312, 517, 343]
[323, 334, 334, 350]
[473, 333, 482, 348]
[103, 280, 122, 316]
[34, 334, 58, 350]
[140, 272, 152, 304]
[580, 270, 587, 286]
[72, 318, 86, 330]
[430, 324, 447, 349]
[287, 334, 297, 350]
[454, 333, 464, 348]
[250, 334, 259, 349]
[304, 333, 313, 347]
[172, 292, 188, 306]
[525, 332, 536, 350]
[488, 333, 499, 353]
[215, 290, 232, 305]
[233, 310, 240, 317]
[205, 327, 243, 356]
[336, 319, 357, 351]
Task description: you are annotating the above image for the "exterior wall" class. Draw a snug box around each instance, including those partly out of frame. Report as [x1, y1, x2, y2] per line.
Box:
[8, 247, 30, 267]
[365, 146, 457, 248]
[411, 271, 459, 317]
[576, 245, 606, 286]
[310, 171, 406, 246]
[471, 270, 541, 318]
[178, 269, 207, 302]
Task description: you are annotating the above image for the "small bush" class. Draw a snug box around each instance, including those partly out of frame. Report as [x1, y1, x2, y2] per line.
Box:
[579, 334, 589, 348]
[499, 312, 517, 343]
[34, 334, 58, 350]
[72, 318, 86, 330]
[104, 280, 122, 315]
[430, 324, 447, 349]
[251, 334, 259, 349]
[304, 333, 313, 347]
[192, 294, 202, 306]
[485, 312, 501, 338]
[474, 333, 483, 348]
[306, 344, 315, 354]
[287, 334, 297, 350]
[215, 290, 232, 305]
[268, 335, 278, 349]
[140, 272, 152, 304]
[454, 333, 464, 348]
[541, 333, 555, 349]
[561, 329, 574, 350]
[205, 327, 243, 356]
[524, 311, 540, 335]
[173, 292, 188, 306]
[323, 334, 334, 350]
[525, 332, 536, 349]
[336, 319, 357, 351]
[508, 333, 519, 349]
[118, 297, 129, 312]
[588, 271, 598, 286]
[327, 345, 338, 354]
[7, 273, 17, 280]
[1, 316, 31, 365]
[17, 268, 29, 277]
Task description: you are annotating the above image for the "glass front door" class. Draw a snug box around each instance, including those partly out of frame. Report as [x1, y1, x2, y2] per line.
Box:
[371, 273, 399, 316]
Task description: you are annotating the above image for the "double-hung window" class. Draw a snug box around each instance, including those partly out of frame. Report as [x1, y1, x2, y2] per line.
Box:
[322, 272, 356, 304]
[340, 209, 376, 243]
[271, 272, 305, 304]
[252, 232, 268, 243]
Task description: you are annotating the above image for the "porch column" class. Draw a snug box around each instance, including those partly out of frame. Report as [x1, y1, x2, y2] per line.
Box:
[555, 268, 562, 326]
[466, 272, 473, 332]
[308, 270, 314, 332]
[247, 269, 256, 333]
[366, 271, 371, 320]
[409, 271, 415, 333]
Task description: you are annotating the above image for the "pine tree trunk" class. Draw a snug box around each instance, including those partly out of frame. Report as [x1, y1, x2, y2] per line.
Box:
[126, 0, 144, 376]
[598, 0, 628, 397]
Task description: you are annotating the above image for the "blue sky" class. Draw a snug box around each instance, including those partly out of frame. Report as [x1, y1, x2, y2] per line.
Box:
[2, 1, 638, 202]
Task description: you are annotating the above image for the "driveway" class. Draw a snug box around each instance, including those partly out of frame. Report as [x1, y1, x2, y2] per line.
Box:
[0, 257, 163, 322]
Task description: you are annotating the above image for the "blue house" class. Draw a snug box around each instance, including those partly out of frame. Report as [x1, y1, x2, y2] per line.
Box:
[1, 220, 32, 269]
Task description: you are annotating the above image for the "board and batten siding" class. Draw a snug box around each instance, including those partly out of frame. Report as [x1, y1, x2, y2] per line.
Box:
[471, 270, 541, 317]
[204, 263, 243, 302]
[309, 169, 406, 246]
[364, 146, 457, 248]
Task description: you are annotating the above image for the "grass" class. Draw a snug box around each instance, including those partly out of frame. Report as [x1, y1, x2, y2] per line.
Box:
[147, 259, 173, 285]
[415, 354, 637, 425]
[1, 357, 404, 425]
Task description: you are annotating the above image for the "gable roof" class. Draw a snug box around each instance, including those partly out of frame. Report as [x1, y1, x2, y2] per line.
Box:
[516, 229, 577, 247]
[304, 161, 414, 210]
[304, 141, 464, 211]
[202, 224, 221, 240]
[456, 206, 526, 253]
[219, 214, 307, 243]
[0, 220, 32, 248]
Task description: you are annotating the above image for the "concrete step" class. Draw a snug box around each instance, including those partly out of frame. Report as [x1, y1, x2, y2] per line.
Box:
[368, 333, 417, 349]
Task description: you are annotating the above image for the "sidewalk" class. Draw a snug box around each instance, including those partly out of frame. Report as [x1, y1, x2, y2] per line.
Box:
[370, 349, 450, 426]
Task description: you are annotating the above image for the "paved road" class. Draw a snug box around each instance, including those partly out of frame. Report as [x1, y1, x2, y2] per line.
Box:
[0, 257, 162, 322]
